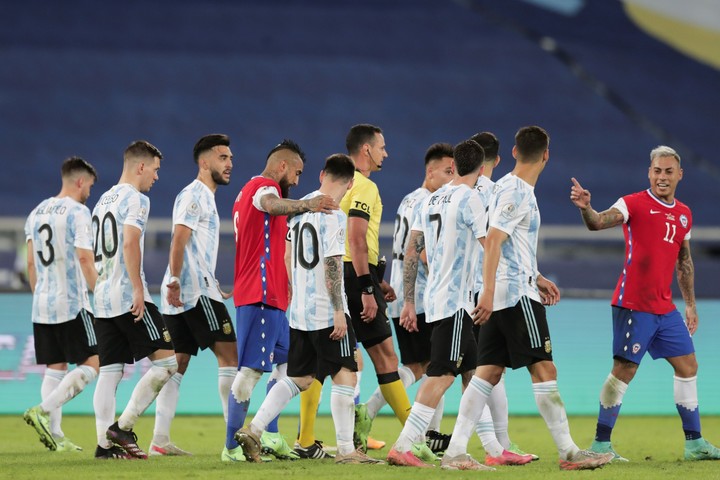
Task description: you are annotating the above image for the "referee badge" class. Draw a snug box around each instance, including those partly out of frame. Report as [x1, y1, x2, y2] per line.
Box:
[544, 339, 552, 354]
[163, 329, 172, 343]
[222, 321, 232, 335]
[456, 354, 464, 369]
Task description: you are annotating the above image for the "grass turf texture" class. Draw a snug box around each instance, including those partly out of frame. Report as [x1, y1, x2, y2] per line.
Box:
[5, 414, 720, 479]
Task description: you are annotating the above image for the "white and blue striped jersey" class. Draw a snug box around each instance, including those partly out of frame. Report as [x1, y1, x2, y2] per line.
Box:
[92, 183, 154, 318]
[287, 191, 350, 331]
[388, 187, 430, 318]
[413, 183, 487, 323]
[473, 175, 494, 294]
[161, 180, 223, 314]
[487, 173, 541, 310]
[24, 197, 94, 324]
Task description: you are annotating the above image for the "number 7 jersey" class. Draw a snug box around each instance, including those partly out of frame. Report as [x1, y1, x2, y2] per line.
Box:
[92, 183, 154, 318]
[610, 189, 692, 315]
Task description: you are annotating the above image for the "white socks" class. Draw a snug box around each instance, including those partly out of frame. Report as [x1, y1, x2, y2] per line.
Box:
[394, 402, 436, 452]
[487, 375, 510, 448]
[674, 375, 698, 411]
[94, 364, 123, 448]
[152, 372, 183, 444]
[444, 376, 492, 458]
[231, 367, 263, 403]
[331, 384, 356, 455]
[250, 377, 300, 436]
[118, 356, 178, 431]
[475, 405, 504, 456]
[218, 366, 236, 422]
[428, 393, 445, 432]
[41, 368, 66, 438]
[533, 380, 577, 459]
[599, 373, 628, 409]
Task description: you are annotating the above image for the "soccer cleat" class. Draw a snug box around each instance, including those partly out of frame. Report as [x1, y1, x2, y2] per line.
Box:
[559, 449, 613, 470]
[293, 440, 335, 459]
[441, 453, 495, 471]
[485, 449, 533, 466]
[221, 445, 247, 462]
[261, 431, 300, 460]
[94, 444, 132, 460]
[149, 441, 192, 456]
[589, 440, 629, 462]
[106, 422, 147, 459]
[23, 406, 57, 451]
[353, 403, 372, 452]
[387, 447, 434, 467]
[367, 436, 386, 450]
[55, 437, 83, 452]
[335, 447, 386, 464]
[411, 442, 439, 462]
[508, 441, 539, 461]
[234, 426, 263, 463]
[684, 438, 720, 460]
[425, 430, 451, 453]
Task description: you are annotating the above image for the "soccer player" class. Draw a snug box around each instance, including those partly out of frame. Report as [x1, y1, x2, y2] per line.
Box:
[235, 154, 383, 465]
[225, 140, 337, 462]
[570, 145, 720, 461]
[374, 142, 454, 457]
[149, 134, 235, 456]
[91, 140, 178, 460]
[386, 139, 490, 469]
[443, 126, 613, 470]
[470, 131, 536, 465]
[23, 157, 100, 453]
[340, 124, 412, 453]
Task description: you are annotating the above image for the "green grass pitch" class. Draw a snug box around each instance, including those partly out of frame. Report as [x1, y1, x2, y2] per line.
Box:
[5, 414, 720, 479]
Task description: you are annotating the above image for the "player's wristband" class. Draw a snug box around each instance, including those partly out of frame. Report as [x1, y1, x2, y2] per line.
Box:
[358, 274, 372, 289]
[169, 276, 181, 285]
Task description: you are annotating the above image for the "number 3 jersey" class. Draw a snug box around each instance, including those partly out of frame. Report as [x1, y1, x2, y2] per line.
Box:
[287, 190, 350, 331]
[92, 183, 154, 318]
[25, 197, 94, 324]
[610, 189, 692, 314]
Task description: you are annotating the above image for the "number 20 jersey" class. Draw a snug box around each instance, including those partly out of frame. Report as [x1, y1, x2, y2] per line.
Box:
[92, 183, 154, 318]
[25, 197, 94, 324]
[610, 189, 692, 315]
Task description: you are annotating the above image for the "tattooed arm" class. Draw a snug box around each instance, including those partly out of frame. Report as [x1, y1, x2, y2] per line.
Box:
[260, 193, 338, 216]
[677, 239, 698, 335]
[570, 177, 624, 231]
[399, 230, 424, 332]
[325, 254, 347, 340]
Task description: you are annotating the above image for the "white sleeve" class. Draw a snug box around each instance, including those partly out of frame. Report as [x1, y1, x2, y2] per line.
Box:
[609, 198, 629, 223]
[252, 186, 281, 212]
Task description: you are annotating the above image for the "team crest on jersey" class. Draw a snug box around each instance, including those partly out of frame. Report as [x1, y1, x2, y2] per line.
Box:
[187, 202, 200, 217]
[544, 339, 552, 354]
[456, 354, 464, 369]
[632, 343, 641, 354]
[337, 227, 345, 244]
[353, 348, 359, 364]
[680, 214, 688, 228]
[501, 203, 516, 219]
[222, 321, 232, 335]
[139, 207, 148, 221]
[163, 329, 172, 343]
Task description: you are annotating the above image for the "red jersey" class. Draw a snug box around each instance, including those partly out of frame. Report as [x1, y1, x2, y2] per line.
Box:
[232, 176, 289, 311]
[611, 189, 692, 314]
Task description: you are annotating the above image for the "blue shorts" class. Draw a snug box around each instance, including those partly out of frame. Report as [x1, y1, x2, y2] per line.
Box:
[612, 306, 694, 362]
[235, 303, 289, 371]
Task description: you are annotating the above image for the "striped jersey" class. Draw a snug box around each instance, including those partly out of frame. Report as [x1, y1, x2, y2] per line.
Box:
[287, 191, 350, 331]
[161, 180, 223, 314]
[92, 183, 154, 318]
[473, 175, 494, 294]
[413, 182, 486, 322]
[388, 187, 430, 317]
[24, 196, 94, 324]
[487, 173, 541, 310]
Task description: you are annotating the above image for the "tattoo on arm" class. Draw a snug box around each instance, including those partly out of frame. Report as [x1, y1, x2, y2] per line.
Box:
[262, 195, 312, 216]
[325, 255, 345, 312]
[676, 241, 696, 306]
[402, 231, 423, 303]
[581, 207, 624, 231]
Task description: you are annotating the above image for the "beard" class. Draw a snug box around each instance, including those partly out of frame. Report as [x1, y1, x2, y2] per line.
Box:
[211, 169, 230, 186]
[279, 179, 291, 198]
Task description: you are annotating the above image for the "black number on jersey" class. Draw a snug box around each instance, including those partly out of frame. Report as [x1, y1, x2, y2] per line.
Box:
[393, 214, 411, 261]
[37, 223, 55, 266]
[292, 221, 320, 270]
[429, 213, 443, 241]
[92, 212, 119, 262]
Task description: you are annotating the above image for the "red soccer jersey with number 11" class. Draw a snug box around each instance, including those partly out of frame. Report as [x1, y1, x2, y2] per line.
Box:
[611, 189, 692, 315]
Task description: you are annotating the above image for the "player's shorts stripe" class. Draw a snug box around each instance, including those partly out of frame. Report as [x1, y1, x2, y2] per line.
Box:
[200, 296, 219, 331]
[80, 310, 97, 346]
[520, 296, 540, 348]
[143, 310, 160, 341]
[450, 310, 462, 361]
[340, 333, 350, 357]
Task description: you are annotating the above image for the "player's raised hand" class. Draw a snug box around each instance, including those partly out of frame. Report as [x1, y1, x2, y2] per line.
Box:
[307, 194, 339, 214]
[570, 177, 591, 209]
